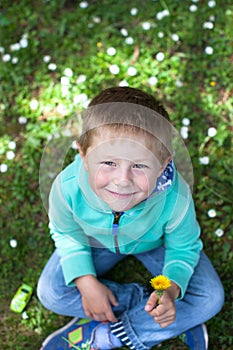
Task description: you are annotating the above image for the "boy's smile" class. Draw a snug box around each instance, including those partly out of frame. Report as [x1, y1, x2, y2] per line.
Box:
[79, 131, 167, 211]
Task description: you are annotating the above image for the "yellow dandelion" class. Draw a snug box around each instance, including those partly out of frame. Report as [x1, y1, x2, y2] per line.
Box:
[97, 42, 102, 48]
[210, 81, 216, 86]
[150, 275, 171, 304]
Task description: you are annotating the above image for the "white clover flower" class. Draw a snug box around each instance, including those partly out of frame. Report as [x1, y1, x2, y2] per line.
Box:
[208, 127, 217, 137]
[8, 141, 16, 149]
[71, 140, 78, 149]
[208, 0, 216, 8]
[10, 43, 21, 51]
[175, 79, 183, 87]
[9, 239, 18, 248]
[73, 93, 88, 104]
[180, 126, 189, 139]
[109, 64, 120, 75]
[60, 76, 70, 86]
[30, 99, 39, 110]
[120, 28, 128, 37]
[76, 74, 86, 84]
[57, 104, 67, 116]
[156, 10, 169, 20]
[158, 32, 164, 38]
[2, 54, 11, 62]
[130, 8, 138, 16]
[215, 228, 224, 237]
[80, 1, 88, 8]
[191, 0, 199, 2]
[22, 311, 29, 320]
[209, 15, 215, 22]
[171, 33, 179, 42]
[199, 156, 209, 165]
[205, 46, 214, 55]
[64, 67, 73, 77]
[6, 151, 15, 160]
[83, 99, 90, 109]
[142, 22, 151, 30]
[107, 47, 116, 56]
[119, 80, 128, 87]
[0, 163, 8, 173]
[127, 66, 137, 76]
[189, 4, 198, 12]
[12, 57, 19, 64]
[208, 209, 216, 218]
[20, 38, 28, 48]
[61, 85, 69, 97]
[0, 46, 4, 53]
[148, 76, 158, 86]
[125, 37, 134, 45]
[156, 52, 165, 62]
[43, 55, 51, 63]
[182, 118, 190, 126]
[93, 16, 101, 23]
[48, 63, 57, 71]
[18, 116, 27, 124]
[203, 21, 214, 29]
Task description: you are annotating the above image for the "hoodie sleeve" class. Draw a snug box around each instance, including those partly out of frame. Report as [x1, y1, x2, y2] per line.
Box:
[48, 173, 96, 286]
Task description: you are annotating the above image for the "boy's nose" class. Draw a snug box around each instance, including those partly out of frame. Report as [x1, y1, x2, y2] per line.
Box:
[113, 167, 132, 187]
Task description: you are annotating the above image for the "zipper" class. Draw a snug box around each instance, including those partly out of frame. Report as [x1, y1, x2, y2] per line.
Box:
[112, 211, 123, 254]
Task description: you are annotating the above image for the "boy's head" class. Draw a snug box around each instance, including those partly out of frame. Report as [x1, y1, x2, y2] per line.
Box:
[78, 87, 172, 165]
[77, 87, 173, 211]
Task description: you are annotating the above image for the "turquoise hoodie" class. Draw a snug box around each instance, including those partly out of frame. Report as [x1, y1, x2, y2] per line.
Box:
[49, 155, 203, 299]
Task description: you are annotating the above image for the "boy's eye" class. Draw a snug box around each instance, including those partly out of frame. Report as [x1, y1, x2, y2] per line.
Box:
[133, 163, 147, 169]
[102, 161, 116, 166]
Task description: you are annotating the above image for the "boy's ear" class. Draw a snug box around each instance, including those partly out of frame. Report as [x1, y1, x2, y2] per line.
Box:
[159, 155, 172, 176]
[77, 142, 88, 170]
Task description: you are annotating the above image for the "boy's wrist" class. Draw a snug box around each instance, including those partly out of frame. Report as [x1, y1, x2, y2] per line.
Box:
[165, 281, 181, 300]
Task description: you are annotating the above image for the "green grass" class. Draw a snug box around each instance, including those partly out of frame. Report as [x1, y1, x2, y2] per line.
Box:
[0, 0, 232, 349]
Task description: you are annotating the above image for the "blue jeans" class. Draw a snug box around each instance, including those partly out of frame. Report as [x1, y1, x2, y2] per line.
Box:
[37, 246, 224, 350]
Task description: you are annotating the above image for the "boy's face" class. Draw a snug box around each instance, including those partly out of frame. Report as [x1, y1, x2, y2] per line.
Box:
[79, 132, 168, 212]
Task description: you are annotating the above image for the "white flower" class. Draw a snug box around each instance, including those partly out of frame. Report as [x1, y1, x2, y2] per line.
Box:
[208, 209, 216, 218]
[119, 80, 128, 87]
[130, 8, 138, 16]
[2, 54, 11, 62]
[57, 104, 67, 116]
[12, 57, 19, 64]
[64, 67, 73, 77]
[207, 127, 217, 137]
[76, 74, 86, 84]
[120, 28, 128, 37]
[71, 140, 78, 149]
[0, 164, 8, 173]
[125, 37, 134, 45]
[8, 141, 16, 149]
[127, 66, 137, 76]
[61, 85, 69, 97]
[60, 76, 70, 86]
[43, 55, 51, 63]
[156, 52, 165, 62]
[215, 228, 224, 237]
[203, 21, 214, 29]
[80, 1, 88, 8]
[142, 22, 151, 30]
[10, 43, 21, 51]
[109, 64, 120, 75]
[0, 46, 4, 53]
[22, 311, 29, 319]
[175, 79, 183, 87]
[20, 38, 28, 48]
[199, 156, 209, 165]
[171, 33, 179, 42]
[189, 5, 198, 12]
[93, 16, 101, 23]
[48, 63, 57, 71]
[156, 10, 169, 20]
[205, 46, 214, 55]
[107, 47, 116, 56]
[18, 116, 27, 124]
[158, 32, 164, 38]
[148, 76, 158, 86]
[30, 99, 39, 110]
[209, 15, 215, 22]
[182, 118, 190, 126]
[9, 239, 18, 248]
[208, 0, 216, 8]
[180, 126, 189, 139]
[6, 151, 15, 160]
[191, 0, 199, 2]
[73, 93, 88, 104]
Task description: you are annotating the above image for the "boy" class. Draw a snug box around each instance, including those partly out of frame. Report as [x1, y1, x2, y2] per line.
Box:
[37, 87, 224, 350]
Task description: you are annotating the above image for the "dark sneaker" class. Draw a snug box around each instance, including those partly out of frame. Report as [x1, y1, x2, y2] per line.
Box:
[180, 324, 208, 350]
[40, 317, 100, 350]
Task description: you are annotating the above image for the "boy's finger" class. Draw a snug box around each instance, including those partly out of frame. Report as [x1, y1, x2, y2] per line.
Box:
[145, 292, 158, 311]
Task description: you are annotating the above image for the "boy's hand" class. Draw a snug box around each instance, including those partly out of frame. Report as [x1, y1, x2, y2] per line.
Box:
[75, 275, 118, 323]
[144, 282, 180, 328]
